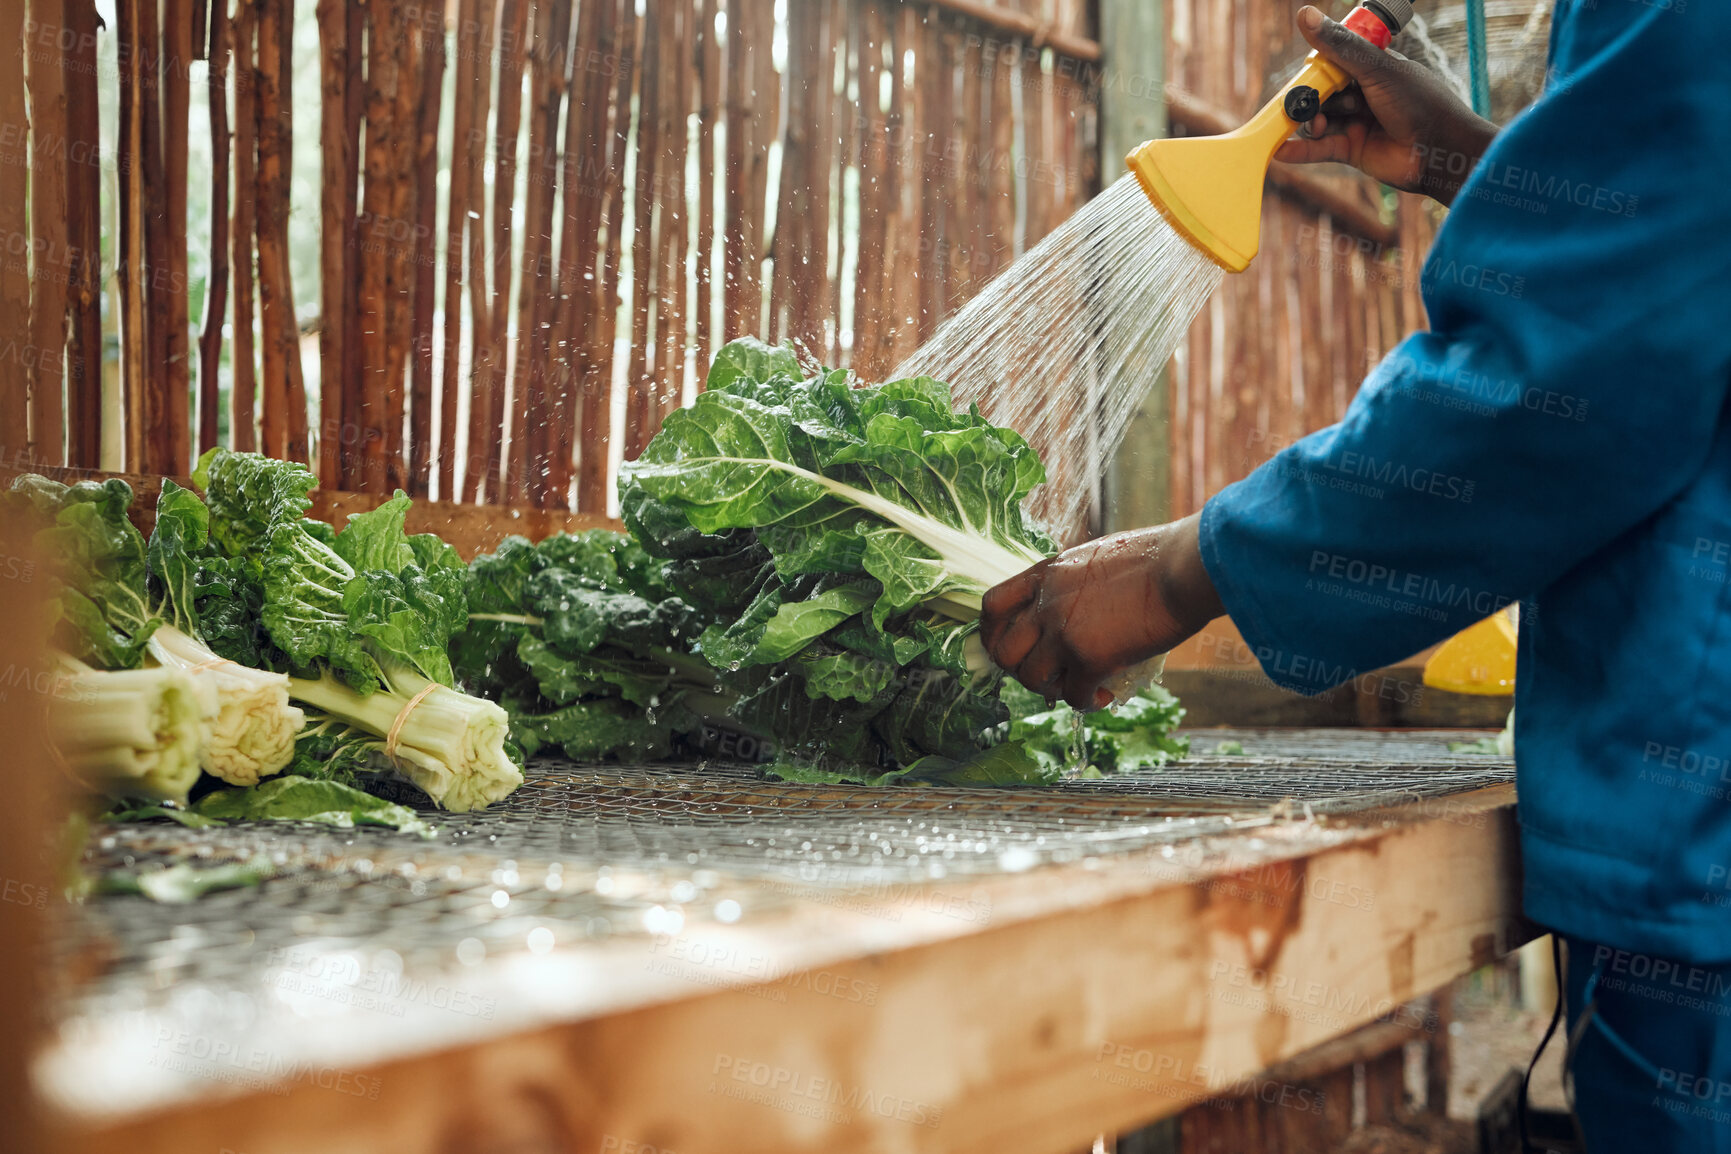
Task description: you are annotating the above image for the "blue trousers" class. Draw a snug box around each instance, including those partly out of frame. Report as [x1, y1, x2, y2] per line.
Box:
[1563, 935, 1731, 1152]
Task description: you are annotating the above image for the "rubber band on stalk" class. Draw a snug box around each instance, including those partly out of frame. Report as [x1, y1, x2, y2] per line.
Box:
[184, 656, 239, 674]
[385, 683, 441, 764]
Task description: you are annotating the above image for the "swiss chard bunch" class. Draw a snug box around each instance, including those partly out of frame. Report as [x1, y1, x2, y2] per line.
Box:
[6, 474, 303, 793]
[619, 339, 1075, 785]
[193, 449, 521, 811]
[452, 530, 723, 762]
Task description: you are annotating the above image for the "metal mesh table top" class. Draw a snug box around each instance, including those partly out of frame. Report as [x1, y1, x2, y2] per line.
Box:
[55, 729, 1511, 1026]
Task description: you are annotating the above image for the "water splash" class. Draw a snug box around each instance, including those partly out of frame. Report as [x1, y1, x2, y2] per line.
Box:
[894, 176, 1224, 542]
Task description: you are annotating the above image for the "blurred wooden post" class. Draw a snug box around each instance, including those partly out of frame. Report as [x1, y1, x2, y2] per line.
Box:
[26, 0, 70, 469]
[1099, 0, 1171, 535]
[0, 507, 56, 1153]
[0, 0, 28, 469]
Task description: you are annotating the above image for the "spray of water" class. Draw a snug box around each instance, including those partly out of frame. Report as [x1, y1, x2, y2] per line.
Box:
[893, 175, 1224, 543]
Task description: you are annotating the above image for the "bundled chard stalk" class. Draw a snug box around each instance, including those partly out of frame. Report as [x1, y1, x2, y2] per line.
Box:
[6, 475, 304, 789]
[619, 339, 1182, 786]
[46, 655, 205, 803]
[194, 449, 522, 811]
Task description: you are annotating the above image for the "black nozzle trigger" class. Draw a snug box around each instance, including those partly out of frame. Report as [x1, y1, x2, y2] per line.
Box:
[1284, 85, 1321, 123]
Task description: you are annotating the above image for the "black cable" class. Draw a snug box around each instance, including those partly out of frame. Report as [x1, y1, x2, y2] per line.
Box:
[1521, 933, 1567, 1153]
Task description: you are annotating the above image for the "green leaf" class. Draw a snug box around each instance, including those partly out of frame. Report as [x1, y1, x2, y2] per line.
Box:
[334, 491, 417, 574]
[703, 335, 803, 393]
[106, 804, 228, 829]
[98, 857, 275, 903]
[193, 776, 434, 836]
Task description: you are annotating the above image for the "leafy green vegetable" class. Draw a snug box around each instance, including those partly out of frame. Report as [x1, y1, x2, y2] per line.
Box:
[193, 449, 521, 811]
[1000, 680, 1189, 776]
[96, 857, 276, 903]
[193, 776, 434, 836]
[619, 339, 1072, 785]
[452, 530, 719, 762]
[9, 474, 305, 788]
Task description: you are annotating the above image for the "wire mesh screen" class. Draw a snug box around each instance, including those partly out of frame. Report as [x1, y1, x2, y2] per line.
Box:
[54, 728, 1512, 1031]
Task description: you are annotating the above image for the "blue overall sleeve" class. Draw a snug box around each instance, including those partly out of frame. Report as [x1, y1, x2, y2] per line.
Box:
[1198, 2, 1731, 693]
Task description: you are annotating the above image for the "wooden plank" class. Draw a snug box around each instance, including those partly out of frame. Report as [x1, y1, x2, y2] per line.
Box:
[694, 0, 717, 381]
[625, 0, 660, 458]
[139, 0, 173, 472]
[316, 0, 350, 484]
[482, 0, 529, 500]
[913, 9, 945, 343]
[509, 0, 572, 507]
[64, 0, 104, 469]
[339, 0, 364, 482]
[357, 0, 397, 491]
[849, 0, 883, 378]
[162, 0, 194, 473]
[27, 0, 70, 469]
[197, 0, 232, 457]
[438, 0, 478, 501]
[654, 0, 689, 425]
[577, 0, 637, 512]
[255, 0, 308, 464]
[551, 0, 613, 511]
[458, 0, 495, 500]
[408, 3, 447, 498]
[228, 0, 257, 453]
[51, 787, 1526, 1154]
[721, 0, 756, 341]
[0, 0, 26, 469]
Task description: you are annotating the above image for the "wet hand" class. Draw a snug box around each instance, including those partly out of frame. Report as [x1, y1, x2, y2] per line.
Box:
[980, 515, 1225, 711]
[1274, 5, 1497, 206]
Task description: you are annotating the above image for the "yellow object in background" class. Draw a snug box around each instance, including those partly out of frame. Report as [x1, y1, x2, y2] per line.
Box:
[1424, 608, 1518, 696]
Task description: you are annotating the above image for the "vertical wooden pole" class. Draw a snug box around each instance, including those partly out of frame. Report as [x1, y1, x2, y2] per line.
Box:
[625, 0, 659, 458]
[1097, 0, 1170, 536]
[316, 0, 351, 483]
[229, 0, 258, 452]
[694, 0, 717, 383]
[577, 0, 635, 512]
[339, 0, 365, 483]
[510, 0, 571, 507]
[850, 0, 883, 378]
[483, 0, 528, 499]
[359, 0, 402, 491]
[459, 0, 495, 500]
[552, 0, 613, 510]
[0, 0, 27, 469]
[162, 0, 193, 473]
[655, 0, 688, 425]
[27, 0, 70, 468]
[408, 3, 446, 497]
[64, 0, 104, 467]
[255, 0, 308, 464]
[198, 0, 232, 456]
[721, 0, 748, 340]
[439, 0, 480, 500]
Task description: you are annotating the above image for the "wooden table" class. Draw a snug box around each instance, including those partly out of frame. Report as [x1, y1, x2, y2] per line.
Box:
[40, 765, 1523, 1154]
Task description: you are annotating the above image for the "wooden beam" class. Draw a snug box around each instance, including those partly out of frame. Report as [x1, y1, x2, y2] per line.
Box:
[1165, 85, 1400, 249]
[912, 0, 1101, 63]
[0, 464, 622, 558]
[48, 788, 1525, 1153]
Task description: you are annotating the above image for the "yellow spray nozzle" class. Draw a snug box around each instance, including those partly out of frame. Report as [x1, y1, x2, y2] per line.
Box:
[1128, 1, 1408, 273]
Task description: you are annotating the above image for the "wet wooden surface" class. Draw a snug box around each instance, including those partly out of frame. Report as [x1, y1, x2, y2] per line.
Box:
[49, 784, 1523, 1154]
